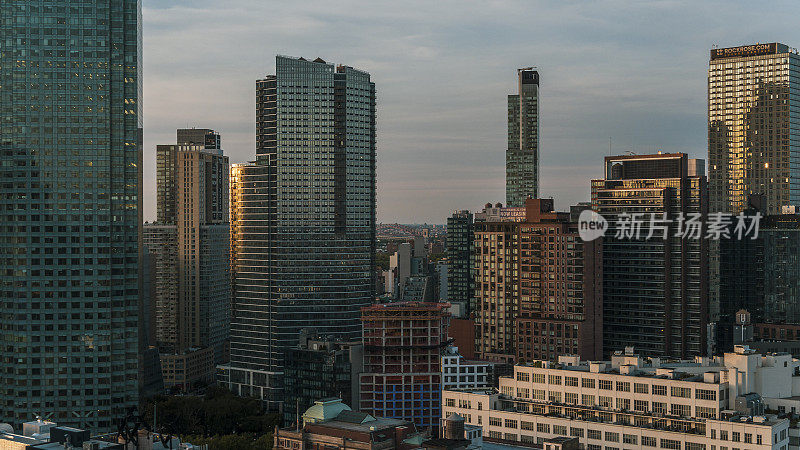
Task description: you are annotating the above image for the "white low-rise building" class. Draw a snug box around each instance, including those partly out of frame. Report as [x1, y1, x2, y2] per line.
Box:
[443, 346, 799, 450]
[443, 346, 495, 390]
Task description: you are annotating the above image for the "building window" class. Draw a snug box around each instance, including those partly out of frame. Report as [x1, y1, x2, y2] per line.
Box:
[521, 421, 535, 431]
[696, 389, 717, 400]
[605, 432, 619, 442]
[565, 376, 578, 387]
[537, 423, 550, 433]
[582, 378, 595, 388]
[685, 443, 706, 450]
[634, 400, 648, 411]
[623, 435, 638, 445]
[731, 432, 740, 442]
[660, 439, 681, 449]
[670, 386, 691, 398]
[599, 380, 612, 390]
[554, 425, 567, 436]
[670, 404, 690, 417]
[642, 437, 656, 447]
[744, 433, 752, 444]
[489, 417, 502, 427]
[565, 392, 578, 404]
[517, 372, 530, 382]
[634, 383, 649, 394]
[588, 429, 602, 440]
[532, 373, 545, 383]
[582, 394, 595, 406]
[505, 419, 517, 429]
[652, 385, 667, 396]
[616, 398, 630, 410]
[696, 406, 716, 418]
[652, 402, 667, 414]
[548, 375, 562, 385]
[445, 398, 455, 407]
[615, 381, 630, 392]
[570, 428, 584, 437]
[599, 396, 612, 408]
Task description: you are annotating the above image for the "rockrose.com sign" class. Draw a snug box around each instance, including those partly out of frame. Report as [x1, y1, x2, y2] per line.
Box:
[577, 210, 762, 242]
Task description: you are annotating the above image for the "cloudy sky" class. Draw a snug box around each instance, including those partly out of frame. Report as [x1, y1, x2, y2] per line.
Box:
[142, 0, 800, 224]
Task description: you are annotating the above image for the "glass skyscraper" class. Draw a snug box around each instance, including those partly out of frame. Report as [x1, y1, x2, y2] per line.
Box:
[223, 56, 375, 407]
[708, 43, 800, 215]
[506, 68, 539, 207]
[0, 0, 141, 431]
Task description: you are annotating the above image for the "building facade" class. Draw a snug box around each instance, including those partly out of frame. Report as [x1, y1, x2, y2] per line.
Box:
[474, 199, 602, 363]
[143, 129, 229, 391]
[442, 346, 494, 391]
[447, 211, 474, 313]
[506, 68, 540, 207]
[0, 0, 141, 431]
[515, 199, 603, 363]
[275, 398, 425, 450]
[283, 331, 364, 428]
[708, 43, 800, 215]
[474, 220, 520, 362]
[225, 56, 376, 406]
[360, 302, 451, 433]
[592, 153, 708, 358]
[442, 347, 794, 450]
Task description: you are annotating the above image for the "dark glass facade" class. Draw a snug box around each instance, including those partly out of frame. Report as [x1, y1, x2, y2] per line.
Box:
[0, 0, 141, 431]
[282, 334, 362, 428]
[225, 56, 376, 406]
[446, 210, 474, 312]
[592, 154, 708, 358]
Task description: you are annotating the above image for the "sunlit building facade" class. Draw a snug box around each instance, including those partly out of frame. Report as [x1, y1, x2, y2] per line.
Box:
[224, 56, 376, 407]
[708, 43, 800, 214]
[0, 0, 141, 431]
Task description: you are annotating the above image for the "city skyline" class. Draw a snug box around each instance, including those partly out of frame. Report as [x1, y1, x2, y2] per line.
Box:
[142, 0, 800, 224]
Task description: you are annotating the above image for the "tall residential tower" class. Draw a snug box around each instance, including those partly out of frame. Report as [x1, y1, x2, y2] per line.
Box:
[143, 129, 229, 391]
[592, 153, 708, 358]
[0, 0, 141, 430]
[224, 56, 376, 407]
[506, 68, 540, 207]
[708, 43, 800, 214]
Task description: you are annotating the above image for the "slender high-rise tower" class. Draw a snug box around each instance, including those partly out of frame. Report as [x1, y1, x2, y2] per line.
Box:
[708, 43, 800, 214]
[0, 0, 141, 431]
[506, 68, 540, 207]
[223, 56, 376, 407]
[144, 129, 229, 391]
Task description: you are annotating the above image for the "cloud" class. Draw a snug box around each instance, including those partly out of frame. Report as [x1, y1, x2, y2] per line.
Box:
[142, 0, 800, 223]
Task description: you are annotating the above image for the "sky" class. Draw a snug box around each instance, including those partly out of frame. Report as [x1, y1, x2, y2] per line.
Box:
[142, 0, 800, 224]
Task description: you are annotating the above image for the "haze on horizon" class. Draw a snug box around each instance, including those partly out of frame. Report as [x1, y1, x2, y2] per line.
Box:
[142, 0, 800, 224]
